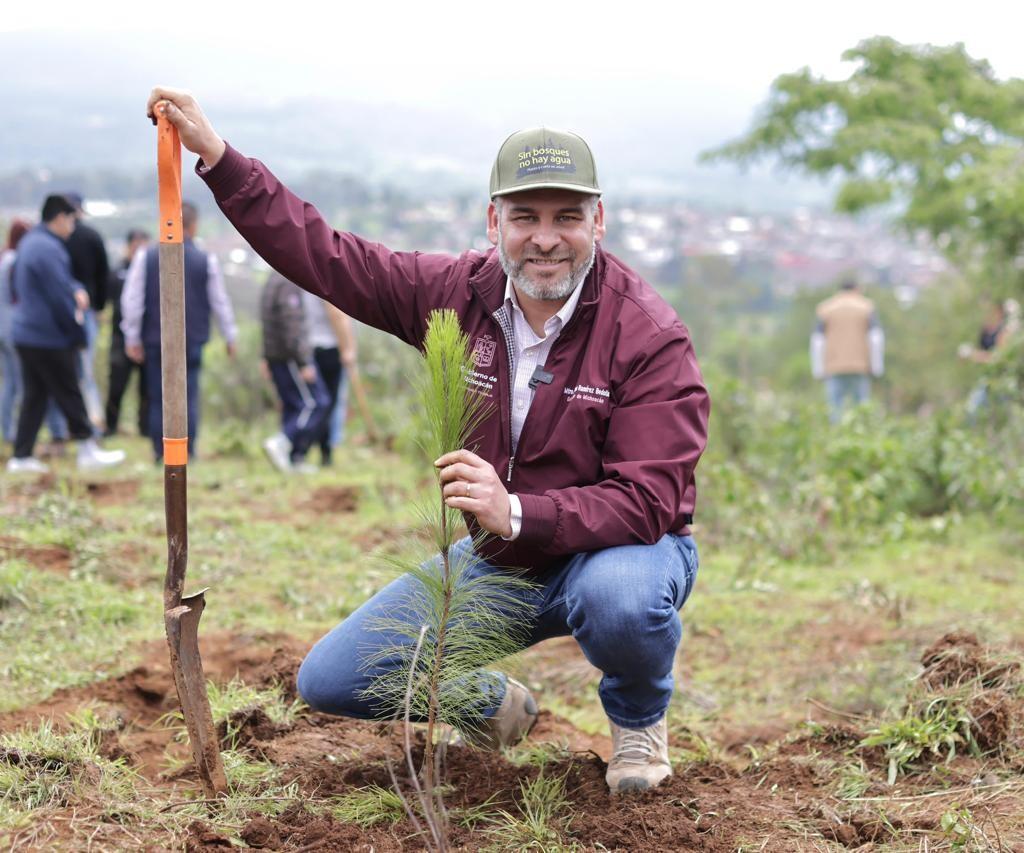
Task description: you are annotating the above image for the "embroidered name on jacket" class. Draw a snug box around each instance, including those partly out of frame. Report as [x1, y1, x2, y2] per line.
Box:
[563, 384, 611, 404]
[462, 365, 497, 398]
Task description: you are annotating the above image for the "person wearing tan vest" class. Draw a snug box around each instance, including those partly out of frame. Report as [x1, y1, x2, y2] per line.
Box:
[810, 277, 884, 421]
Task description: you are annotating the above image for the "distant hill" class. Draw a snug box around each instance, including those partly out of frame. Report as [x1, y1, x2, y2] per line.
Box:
[0, 30, 831, 211]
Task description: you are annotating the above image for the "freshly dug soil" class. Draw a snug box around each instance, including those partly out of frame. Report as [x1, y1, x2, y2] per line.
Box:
[304, 485, 360, 515]
[0, 535, 72, 575]
[83, 478, 141, 506]
[4, 632, 1024, 851]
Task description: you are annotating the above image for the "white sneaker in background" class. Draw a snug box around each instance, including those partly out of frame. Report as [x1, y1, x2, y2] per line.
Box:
[77, 439, 126, 470]
[6, 456, 50, 474]
[262, 433, 292, 472]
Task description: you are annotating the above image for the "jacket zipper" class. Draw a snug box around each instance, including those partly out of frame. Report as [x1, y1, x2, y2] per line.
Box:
[493, 308, 517, 484]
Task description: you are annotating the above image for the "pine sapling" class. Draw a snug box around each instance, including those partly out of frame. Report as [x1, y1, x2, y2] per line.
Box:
[362, 309, 536, 849]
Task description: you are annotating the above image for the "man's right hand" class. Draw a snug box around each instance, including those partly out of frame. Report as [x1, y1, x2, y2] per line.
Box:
[126, 344, 144, 364]
[146, 87, 226, 168]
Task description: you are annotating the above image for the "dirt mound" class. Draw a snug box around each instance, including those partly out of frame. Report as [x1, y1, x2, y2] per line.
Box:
[920, 630, 1021, 689]
[0, 631, 309, 784]
[0, 631, 307, 736]
[83, 479, 140, 506]
[916, 631, 1024, 756]
[304, 485, 360, 515]
[0, 535, 72, 574]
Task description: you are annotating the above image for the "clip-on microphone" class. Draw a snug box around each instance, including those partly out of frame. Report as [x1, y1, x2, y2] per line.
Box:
[528, 366, 554, 390]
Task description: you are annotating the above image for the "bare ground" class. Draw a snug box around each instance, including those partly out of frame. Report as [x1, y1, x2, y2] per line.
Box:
[2, 631, 1023, 851]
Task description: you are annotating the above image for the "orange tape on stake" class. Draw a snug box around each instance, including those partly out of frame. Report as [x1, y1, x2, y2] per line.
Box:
[156, 102, 183, 244]
[164, 437, 188, 466]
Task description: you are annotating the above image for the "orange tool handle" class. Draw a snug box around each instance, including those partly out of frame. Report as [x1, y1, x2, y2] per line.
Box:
[156, 102, 183, 244]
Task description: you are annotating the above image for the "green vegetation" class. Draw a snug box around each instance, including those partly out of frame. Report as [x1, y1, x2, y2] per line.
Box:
[160, 678, 305, 750]
[329, 784, 407, 828]
[483, 769, 575, 852]
[0, 720, 138, 818]
[704, 36, 1024, 294]
[862, 697, 979, 784]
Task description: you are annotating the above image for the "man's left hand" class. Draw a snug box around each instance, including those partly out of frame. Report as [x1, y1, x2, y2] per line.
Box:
[436, 449, 512, 538]
[226, 341, 238, 359]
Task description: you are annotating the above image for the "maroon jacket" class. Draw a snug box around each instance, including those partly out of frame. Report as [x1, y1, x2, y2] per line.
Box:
[200, 144, 710, 574]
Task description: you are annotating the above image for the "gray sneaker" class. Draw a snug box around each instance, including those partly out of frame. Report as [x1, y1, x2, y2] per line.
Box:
[606, 717, 672, 793]
[459, 677, 538, 751]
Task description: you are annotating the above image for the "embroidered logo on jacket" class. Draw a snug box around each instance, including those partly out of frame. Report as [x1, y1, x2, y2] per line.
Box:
[563, 383, 610, 404]
[471, 334, 497, 369]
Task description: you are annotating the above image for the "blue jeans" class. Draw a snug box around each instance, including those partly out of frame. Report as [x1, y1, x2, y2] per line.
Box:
[78, 309, 104, 427]
[825, 373, 870, 422]
[143, 344, 203, 460]
[297, 533, 699, 729]
[0, 339, 19, 443]
[330, 369, 350, 447]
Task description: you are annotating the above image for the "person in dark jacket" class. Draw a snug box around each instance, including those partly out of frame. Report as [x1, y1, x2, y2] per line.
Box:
[104, 229, 150, 437]
[7, 195, 125, 473]
[260, 272, 330, 472]
[63, 192, 110, 431]
[121, 202, 238, 461]
[149, 89, 709, 794]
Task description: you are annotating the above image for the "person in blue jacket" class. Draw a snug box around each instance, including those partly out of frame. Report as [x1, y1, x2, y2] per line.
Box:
[7, 195, 125, 473]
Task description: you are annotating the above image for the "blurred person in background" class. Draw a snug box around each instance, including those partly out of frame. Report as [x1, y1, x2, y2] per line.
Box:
[810, 275, 884, 422]
[261, 272, 331, 473]
[302, 289, 356, 465]
[1, 218, 77, 456]
[7, 195, 125, 473]
[105, 229, 151, 437]
[959, 296, 1020, 415]
[121, 201, 238, 461]
[1, 218, 32, 449]
[63, 192, 110, 432]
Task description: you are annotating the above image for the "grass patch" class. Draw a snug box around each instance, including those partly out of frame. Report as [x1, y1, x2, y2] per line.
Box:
[504, 741, 572, 768]
[329, 784, 406, 828]
[861, 696, 979, 784]
[0, 719, 140, 823]
[483, 768, 575, 851]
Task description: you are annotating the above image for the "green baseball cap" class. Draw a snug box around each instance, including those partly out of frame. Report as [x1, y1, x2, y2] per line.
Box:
[490, 127, 601, 199]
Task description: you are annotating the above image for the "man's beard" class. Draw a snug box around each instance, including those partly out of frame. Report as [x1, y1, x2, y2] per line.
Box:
[497, 231, 596, 302]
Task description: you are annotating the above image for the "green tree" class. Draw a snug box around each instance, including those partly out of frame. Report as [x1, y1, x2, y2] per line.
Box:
[704, 37, 1024, 293]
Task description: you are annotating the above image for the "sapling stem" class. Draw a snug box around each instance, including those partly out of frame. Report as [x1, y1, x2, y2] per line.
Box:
[364, 309, 536, 852]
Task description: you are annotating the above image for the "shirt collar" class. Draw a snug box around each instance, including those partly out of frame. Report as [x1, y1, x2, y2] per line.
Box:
[503, 276, 584, 335]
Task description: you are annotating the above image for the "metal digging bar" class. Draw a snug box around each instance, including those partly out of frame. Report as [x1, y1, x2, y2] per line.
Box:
[155, 102, 227, 798]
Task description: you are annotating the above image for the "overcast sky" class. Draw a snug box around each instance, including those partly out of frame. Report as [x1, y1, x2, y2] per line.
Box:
[5, 0, 1021, 121]
[3, 0, 1022, 205]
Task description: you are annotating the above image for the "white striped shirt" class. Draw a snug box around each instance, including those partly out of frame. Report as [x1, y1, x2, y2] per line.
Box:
[503, 277, 584, 540]
[120, 246, 237, 348]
